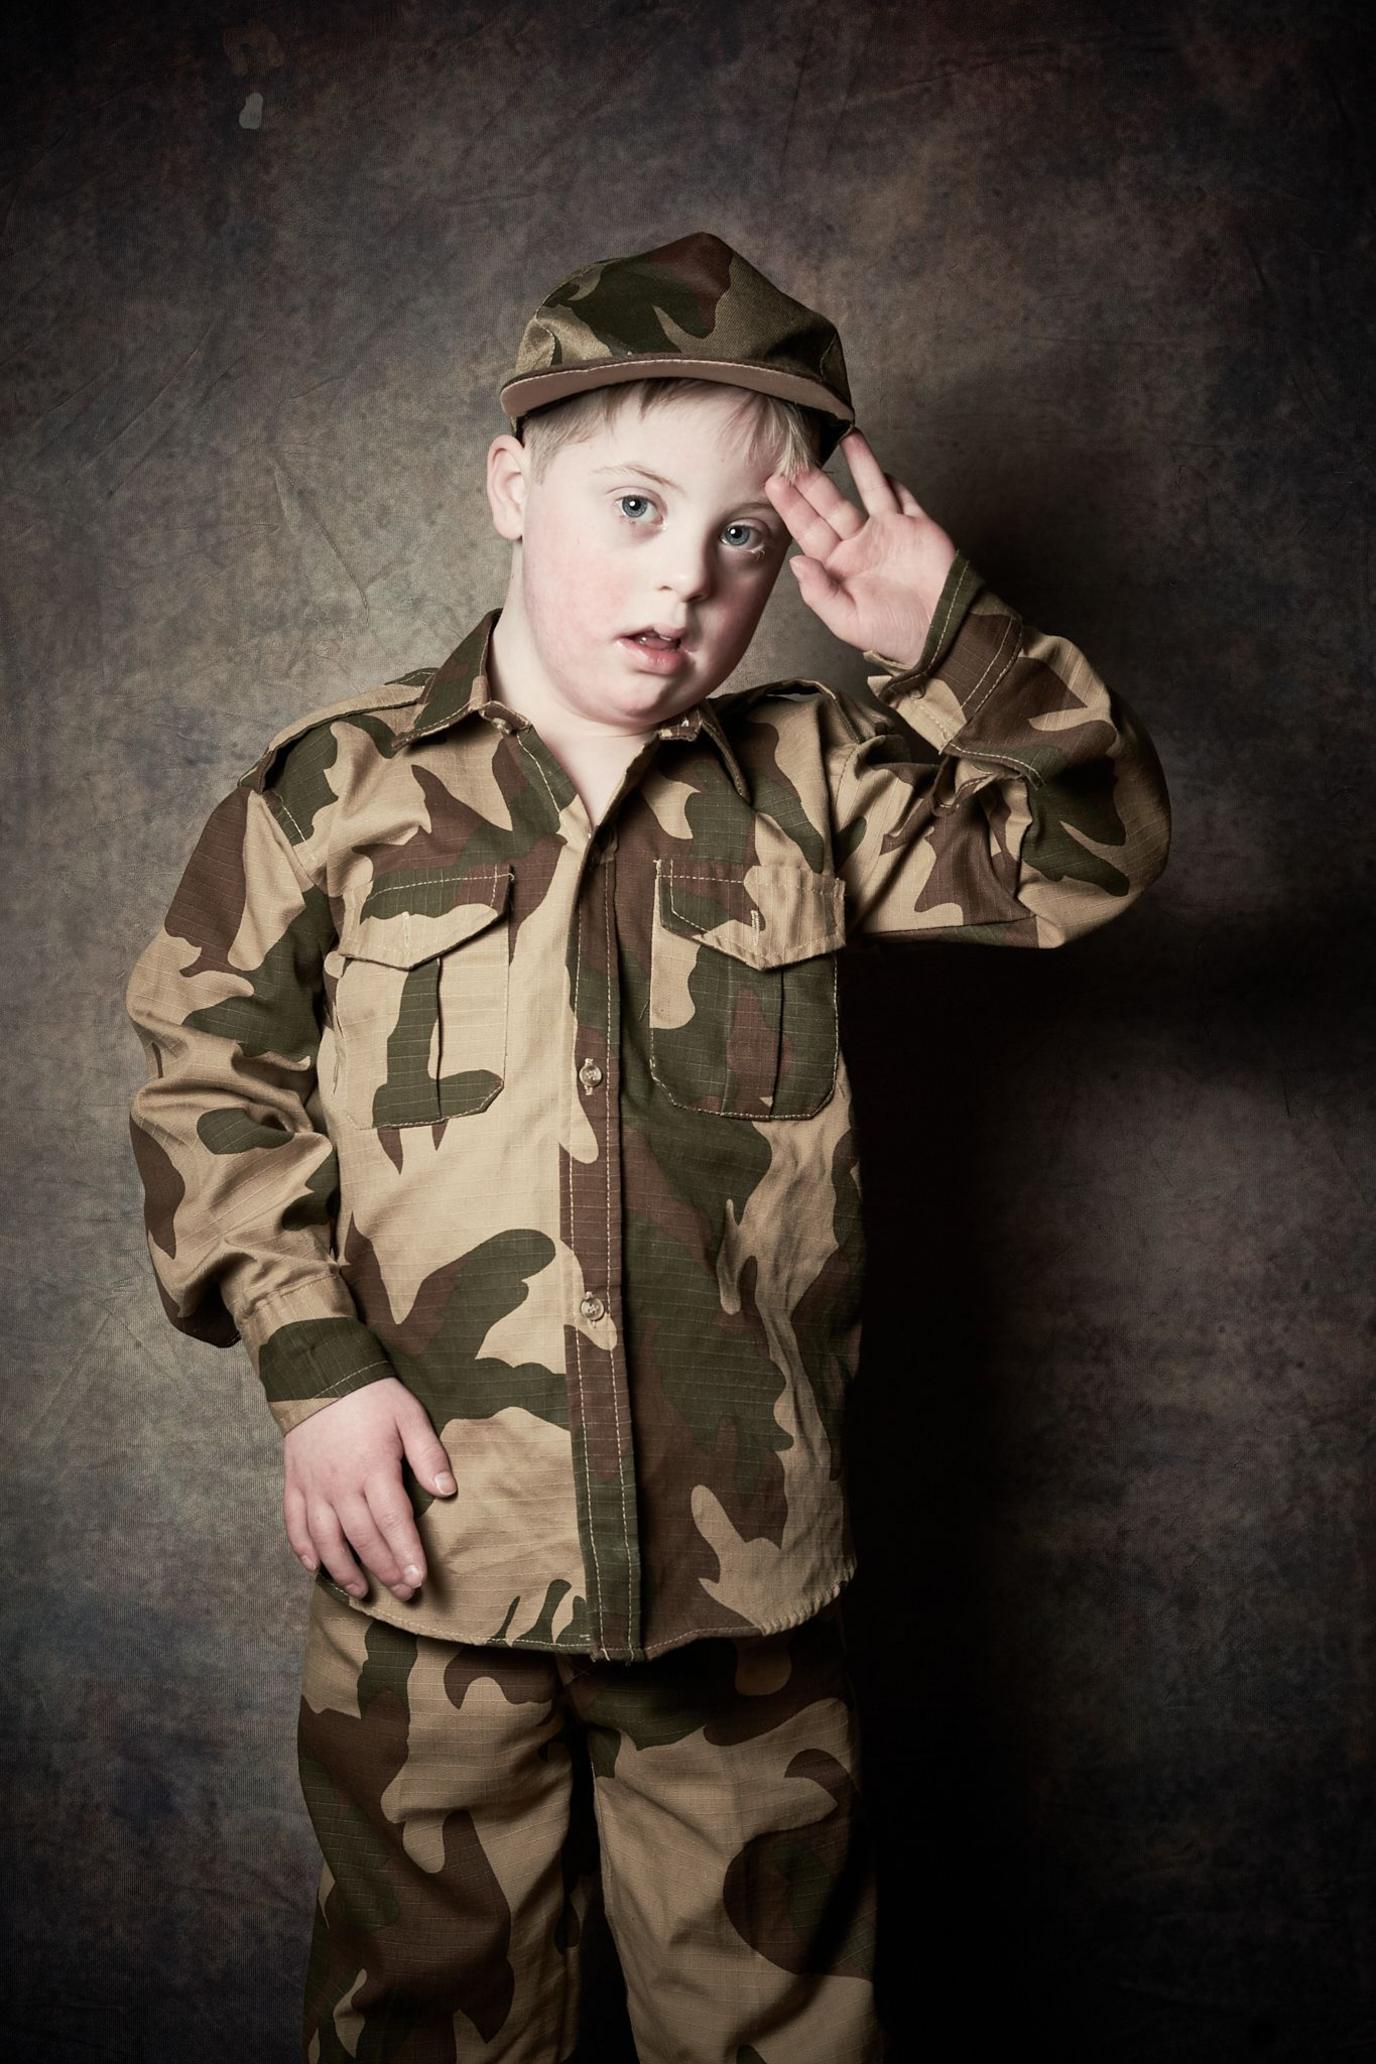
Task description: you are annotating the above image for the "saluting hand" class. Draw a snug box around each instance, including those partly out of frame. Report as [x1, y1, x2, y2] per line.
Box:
[763, 426, 959, 670]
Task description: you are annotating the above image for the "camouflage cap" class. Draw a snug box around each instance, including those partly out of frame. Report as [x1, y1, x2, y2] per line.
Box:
[497, 229, 855, 464]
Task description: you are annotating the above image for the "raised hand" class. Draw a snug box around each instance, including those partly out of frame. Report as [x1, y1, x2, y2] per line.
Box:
[764, 427, 959, 669]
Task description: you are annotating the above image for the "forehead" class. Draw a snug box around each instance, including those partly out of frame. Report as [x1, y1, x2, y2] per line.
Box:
[560, 394, 780, 494]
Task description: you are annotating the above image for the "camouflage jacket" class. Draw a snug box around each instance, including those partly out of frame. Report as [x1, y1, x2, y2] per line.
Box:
[123, 550, 1171, 1662]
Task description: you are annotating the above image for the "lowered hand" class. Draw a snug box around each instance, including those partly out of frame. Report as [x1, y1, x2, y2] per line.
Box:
[282, 1376, 456, 1602]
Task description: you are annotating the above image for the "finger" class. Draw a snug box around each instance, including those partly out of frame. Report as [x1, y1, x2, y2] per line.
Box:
[838, 429, 901, 518]
[787, 554, 863, 644]
[283, 1481, 319, 1573]
[888, 474, 927, 518]
[398, 1409, 457, 1500]
[336, 1492, 413, 1599]
[765, 470, 860, 558]
[311, 1502, 369, 1597]
[363, 1471, 429, 1590]
[765, 475, 848, 559]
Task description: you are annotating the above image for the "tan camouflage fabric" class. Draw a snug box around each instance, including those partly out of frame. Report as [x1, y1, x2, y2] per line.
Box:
[123, 548, 1172, 1664]
[497, 227, 857, 463]
[298, 1578, 883, 2061]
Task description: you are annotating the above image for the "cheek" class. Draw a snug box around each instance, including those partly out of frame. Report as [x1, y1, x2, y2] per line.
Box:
[536, 525, 632, 629]
[718, 571, 773, 634]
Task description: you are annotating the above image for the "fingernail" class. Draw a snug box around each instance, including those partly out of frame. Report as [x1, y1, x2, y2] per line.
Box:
[435, 1473, 455, 1493]
[393, 1585, 413, 1600]
[404, 1564, 422, 1582]
[348, 1581, 366, 1596]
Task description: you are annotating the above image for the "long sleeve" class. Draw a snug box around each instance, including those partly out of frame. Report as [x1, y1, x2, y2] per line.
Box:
[832, 550, 1171, 945]
[123, 782, 398, 1435]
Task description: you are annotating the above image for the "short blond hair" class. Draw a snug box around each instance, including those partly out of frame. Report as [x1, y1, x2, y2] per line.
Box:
[517, 376, 826, 486]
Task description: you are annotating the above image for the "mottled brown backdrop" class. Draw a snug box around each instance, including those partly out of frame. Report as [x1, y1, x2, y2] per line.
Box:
[3, 1, 1372, 2058]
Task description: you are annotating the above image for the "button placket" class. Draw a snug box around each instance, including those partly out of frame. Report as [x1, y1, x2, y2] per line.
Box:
[563, 845, 641, 1659]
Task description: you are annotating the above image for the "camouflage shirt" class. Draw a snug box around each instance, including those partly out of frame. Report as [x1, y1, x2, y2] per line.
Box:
[124, 550, 1171, 1662]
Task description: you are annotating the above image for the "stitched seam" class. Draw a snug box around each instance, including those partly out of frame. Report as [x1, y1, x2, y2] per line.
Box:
[348, 1555, 857, 1660]
[649, 862, 839, 1120]
[635, 1561, 858, 1652]
[602, 859, 636, 1634]
[250, 786, 325, 896]
[309, 1360, 391, 1399]
[834, 737, 865, 822]
[956, 612, 1022, 728]
[862, 564, 967, 690]
[348, 865, 508, 942]
[235, 1270, 352, 1327]
[568, 890, 605, 1643]
[514, 733, 566, 821]
[509, 350, 828, 385]
[921, 559, 967, 672]
[664, 865, 838, 962]
[271, 792, 310, 847]
[436, 864, 509, 1114]
[341, 866, 508, 1124]
[935, 773, 999, 815]
[945, 747, 1043, 785]
[649, 986, 838, 1117]
[358, 868, 497, 902]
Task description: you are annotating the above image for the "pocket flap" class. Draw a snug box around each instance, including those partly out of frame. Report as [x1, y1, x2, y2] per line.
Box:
[340, 866, 512, 968]
[656, 860, 845, 969]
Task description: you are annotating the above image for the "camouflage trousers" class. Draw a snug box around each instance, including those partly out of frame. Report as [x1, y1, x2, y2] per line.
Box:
[297, 1574, 887, 2062]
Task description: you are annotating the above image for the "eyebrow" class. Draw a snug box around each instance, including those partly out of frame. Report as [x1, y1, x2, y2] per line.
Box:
[589, 462, 778, 517]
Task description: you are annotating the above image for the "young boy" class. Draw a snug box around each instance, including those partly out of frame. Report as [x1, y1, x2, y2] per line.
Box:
[124, 230, 1171, 2062]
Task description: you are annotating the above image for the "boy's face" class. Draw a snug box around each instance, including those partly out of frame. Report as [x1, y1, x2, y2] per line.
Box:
[488, 387, 795, 731]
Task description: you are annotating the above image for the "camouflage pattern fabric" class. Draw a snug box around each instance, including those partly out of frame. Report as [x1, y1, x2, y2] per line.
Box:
[123, 548, 1172, 1664]
[298, 1576, 883, 2061]
[497, 228, 857, 464]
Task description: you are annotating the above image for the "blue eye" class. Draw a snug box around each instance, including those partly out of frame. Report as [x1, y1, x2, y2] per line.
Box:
[612, 495, 771, 558]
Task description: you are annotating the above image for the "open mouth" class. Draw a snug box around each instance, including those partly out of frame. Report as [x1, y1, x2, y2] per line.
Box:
[617, 625, 691, 669]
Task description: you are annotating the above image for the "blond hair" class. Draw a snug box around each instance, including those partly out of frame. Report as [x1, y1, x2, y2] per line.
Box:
[517, 376, 826, 485]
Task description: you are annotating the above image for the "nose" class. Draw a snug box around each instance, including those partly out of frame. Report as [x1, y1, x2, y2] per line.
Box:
[657, 535, 715, 606]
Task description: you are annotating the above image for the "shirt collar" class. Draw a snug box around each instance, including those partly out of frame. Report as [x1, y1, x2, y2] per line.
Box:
[393, 606, 751, 801]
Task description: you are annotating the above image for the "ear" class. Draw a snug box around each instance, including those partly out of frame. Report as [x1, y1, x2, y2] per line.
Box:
[486, 433, 528, 543]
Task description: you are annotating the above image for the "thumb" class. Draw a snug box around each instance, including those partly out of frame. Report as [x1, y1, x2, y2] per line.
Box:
[789, 552, 843, 597]
[398, 1405, 456, 1494]
[788, 553, 852, 636]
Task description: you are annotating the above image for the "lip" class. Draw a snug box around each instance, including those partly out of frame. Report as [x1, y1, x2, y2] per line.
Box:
[616, 632, 691, 673]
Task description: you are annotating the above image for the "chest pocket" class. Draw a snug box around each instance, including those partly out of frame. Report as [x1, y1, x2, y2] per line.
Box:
[332, 866, 512, 1129]
[648, 859, 847, 1119]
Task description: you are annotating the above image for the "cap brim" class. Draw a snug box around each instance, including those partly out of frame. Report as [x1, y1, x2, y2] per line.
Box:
[498, 355, 854, 453]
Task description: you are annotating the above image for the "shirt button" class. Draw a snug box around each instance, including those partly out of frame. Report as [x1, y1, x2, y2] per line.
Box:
[579, 1292, 605, 1321]
[578, 1058, 603, 1092]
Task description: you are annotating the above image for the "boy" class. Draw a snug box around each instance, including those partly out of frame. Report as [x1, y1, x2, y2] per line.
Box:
[124, 230, 1171, 2062]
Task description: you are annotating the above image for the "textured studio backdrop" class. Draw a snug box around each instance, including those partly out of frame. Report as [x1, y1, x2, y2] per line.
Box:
[2, 1, 1373, 2059]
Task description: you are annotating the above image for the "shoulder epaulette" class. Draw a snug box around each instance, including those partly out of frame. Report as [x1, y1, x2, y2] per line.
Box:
[236, 674, 435, 794]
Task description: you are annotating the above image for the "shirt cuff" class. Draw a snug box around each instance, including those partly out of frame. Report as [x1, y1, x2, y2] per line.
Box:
[235, 1273, 398, 1436]
[862, 549, 986, 704]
